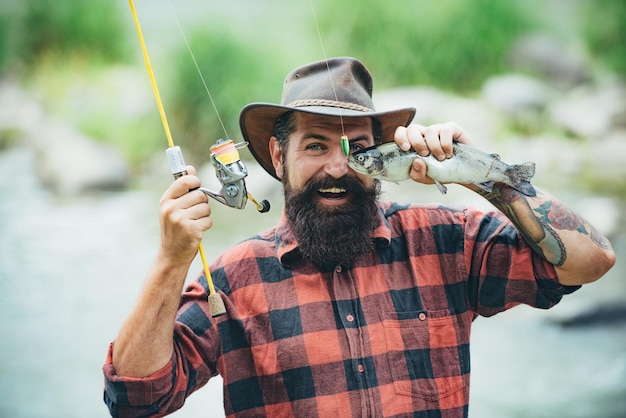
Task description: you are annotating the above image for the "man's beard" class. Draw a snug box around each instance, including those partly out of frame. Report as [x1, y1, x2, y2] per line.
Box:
[284, 171, 381, 270]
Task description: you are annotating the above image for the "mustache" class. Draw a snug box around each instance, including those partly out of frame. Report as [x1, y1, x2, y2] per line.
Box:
[300, 173, 379, 198]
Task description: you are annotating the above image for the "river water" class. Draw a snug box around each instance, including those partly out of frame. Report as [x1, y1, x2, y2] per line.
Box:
[0, 146, 624, 417]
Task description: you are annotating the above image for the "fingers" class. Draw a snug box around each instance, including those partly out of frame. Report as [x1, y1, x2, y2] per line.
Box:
[160, 187, 211, 232]
[394, 122, 473, 161]
[161, 167, 210, 226]
[166, 168, 201, 199]
[185, 165, 197, 176]
[409, 159, 434, 185]
[394, 122, 473, 186]
[158, 167, 213, 262]
[443, 122, 474, 146]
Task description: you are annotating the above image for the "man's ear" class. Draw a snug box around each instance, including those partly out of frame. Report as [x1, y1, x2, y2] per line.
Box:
[269, 136, 284, 179]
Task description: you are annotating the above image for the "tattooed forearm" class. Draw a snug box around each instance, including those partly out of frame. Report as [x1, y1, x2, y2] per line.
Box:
[473, 181, 614, 265]
[472, 183, 567, 266]
[535, 200, 588, 234]
[466, 180, 615, 284]
[532, 195, 612, 250]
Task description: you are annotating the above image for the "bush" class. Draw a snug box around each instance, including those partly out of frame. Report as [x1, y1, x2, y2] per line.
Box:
[315, 0, 536, 92]
[0, 0, 130, 75]
[581, 0, 626, 75]
[166, 28, 283, 163]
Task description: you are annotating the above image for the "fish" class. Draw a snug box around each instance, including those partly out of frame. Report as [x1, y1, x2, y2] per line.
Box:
[348, 141, 537, 196]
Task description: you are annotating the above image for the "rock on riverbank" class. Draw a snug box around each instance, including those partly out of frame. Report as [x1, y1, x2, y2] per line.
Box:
[0, 80, 130, 196]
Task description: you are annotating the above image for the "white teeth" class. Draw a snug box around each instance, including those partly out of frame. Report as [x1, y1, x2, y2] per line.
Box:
[318, 187, 346, 194]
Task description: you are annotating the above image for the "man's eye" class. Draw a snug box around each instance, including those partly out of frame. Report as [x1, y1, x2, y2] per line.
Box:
[349, 143, 365, 153]
[306, 143, 324, 151]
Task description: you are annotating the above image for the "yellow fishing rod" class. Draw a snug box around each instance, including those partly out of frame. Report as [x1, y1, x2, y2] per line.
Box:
[128, 0, 230, 316]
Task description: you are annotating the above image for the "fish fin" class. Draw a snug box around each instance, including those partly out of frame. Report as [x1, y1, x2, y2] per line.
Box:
[515, 181, 536, 197]
[476, 181, 494, 193]
[434, 180, 448, 194]
[506, 162, 537, 196]
[515, 162, 536, 179]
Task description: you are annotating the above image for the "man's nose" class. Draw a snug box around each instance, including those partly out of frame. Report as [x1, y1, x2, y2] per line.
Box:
[324, 145, 349, 178]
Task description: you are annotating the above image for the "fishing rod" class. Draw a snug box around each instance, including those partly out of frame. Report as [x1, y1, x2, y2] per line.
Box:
[128, 0, 269, 317]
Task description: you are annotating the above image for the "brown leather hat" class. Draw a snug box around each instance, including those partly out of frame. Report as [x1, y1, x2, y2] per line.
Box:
[239, 57, 416, 180]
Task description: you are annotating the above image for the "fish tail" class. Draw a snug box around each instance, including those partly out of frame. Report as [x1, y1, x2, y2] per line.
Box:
[506, 162, 537, 196]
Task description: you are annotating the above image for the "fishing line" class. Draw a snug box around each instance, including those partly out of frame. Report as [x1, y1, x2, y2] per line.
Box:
[166, 0, 267, 213]
[166, 0, 230, 140]
[307, 0, 350, 156]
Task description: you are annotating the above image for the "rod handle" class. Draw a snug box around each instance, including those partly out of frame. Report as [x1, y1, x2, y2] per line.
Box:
[166, 146, 187, 177]
[208, 292, 226, 317]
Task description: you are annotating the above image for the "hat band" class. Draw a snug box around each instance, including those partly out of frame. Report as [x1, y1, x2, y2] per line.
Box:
[286, 99, 374, 113]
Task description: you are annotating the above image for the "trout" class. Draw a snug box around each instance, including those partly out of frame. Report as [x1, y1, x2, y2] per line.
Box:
[348, 142, 536, 196]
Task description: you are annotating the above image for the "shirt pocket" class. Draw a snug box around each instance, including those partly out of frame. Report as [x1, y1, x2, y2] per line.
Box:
[380, 309, 467, 401]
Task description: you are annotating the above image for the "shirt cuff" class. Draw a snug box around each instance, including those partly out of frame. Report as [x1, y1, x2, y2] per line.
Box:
[103, 342, 175, 407]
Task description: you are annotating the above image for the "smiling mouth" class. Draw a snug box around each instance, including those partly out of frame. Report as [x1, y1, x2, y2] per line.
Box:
[317, 187, 348, 199]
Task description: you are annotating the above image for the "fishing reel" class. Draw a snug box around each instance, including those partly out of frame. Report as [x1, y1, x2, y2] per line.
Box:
[166, 139, 270, 213]
[201, 139, 270, 212]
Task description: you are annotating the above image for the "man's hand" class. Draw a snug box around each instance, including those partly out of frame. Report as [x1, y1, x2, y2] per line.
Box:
[394, 122, 474, 185]
[159, 166, 212, 266]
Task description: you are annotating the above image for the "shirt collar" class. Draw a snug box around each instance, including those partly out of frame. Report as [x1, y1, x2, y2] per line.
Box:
[275, 203, 392, 266]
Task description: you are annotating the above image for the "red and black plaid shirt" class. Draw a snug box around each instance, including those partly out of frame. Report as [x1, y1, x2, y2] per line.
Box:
[103, 202, 579, 417]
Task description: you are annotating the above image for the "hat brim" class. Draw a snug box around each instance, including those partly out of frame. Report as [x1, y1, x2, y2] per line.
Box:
[240, 103, 416, 180]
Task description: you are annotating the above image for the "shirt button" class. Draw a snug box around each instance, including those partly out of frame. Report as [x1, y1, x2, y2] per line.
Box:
[357, 364, 365, 373]
[418, 312, 427, 321]
[346, 314, 354, 323]
[335, 266, 342, 273]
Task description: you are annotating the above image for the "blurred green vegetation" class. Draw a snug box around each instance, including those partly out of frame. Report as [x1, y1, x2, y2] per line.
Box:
[0, 0, 624, 169]
[0, 0, 131, 73]
[168, 0, 537, 158]
[581, 0, 626, 75]
[316, 0, 536, 91]
[166, 30, 283, 164]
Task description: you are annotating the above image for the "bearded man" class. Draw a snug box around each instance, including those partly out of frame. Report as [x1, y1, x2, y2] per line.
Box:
[103, 57, 615, 418]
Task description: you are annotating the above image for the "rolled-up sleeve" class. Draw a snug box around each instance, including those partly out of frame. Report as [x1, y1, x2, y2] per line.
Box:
[102, 342, 181, 418]
[103, 279, 222, 417]
[464, 209, 581, 316]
